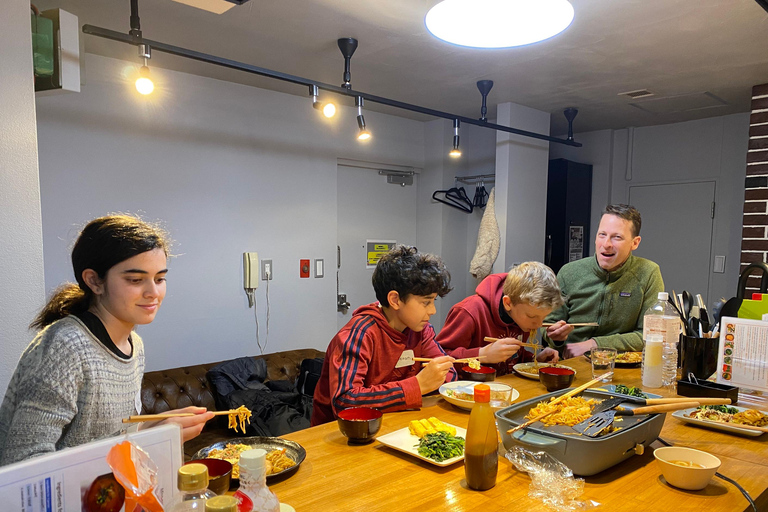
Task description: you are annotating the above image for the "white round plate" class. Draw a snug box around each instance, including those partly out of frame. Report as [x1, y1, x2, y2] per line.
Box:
[512, 363, 576, 380]
[438, 380, 519, 411]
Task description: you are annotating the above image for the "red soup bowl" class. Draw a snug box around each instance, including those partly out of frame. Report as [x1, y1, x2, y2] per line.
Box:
[538, 366, 575, 392]
[460, 365, 496, 382]
[184, 458, 233, 495]
[337, 407, 383, 444]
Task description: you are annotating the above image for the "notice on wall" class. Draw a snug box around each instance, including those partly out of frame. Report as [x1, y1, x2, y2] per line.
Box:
[366, 240, 396, 268]
[716, 316, 768, 393]
[568, 226, 584, 262]
[0, 424, 182, 512]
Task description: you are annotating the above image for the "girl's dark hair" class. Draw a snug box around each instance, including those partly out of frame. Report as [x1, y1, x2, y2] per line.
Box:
[30, 214, 170, 330]
[372, 245, 452, 305]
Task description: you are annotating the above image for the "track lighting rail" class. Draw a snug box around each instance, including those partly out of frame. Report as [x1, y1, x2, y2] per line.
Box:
[82, 24, 581, 147]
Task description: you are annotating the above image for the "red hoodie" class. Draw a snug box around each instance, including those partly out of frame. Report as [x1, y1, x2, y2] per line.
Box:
[436, 273, 534, 375]
[311, 303, 459, 426]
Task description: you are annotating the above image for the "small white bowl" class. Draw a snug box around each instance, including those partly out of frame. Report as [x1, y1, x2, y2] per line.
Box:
[654, 446, 721, 491]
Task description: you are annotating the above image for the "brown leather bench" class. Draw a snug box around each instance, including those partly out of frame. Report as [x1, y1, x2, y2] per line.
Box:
[140, 348, 324, 459]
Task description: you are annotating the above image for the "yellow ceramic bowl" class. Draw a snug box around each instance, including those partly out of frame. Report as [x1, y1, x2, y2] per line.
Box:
[653, 446, 720, 491]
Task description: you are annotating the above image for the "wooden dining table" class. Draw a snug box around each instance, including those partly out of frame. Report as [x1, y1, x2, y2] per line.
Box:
[267, 357, 768, 511]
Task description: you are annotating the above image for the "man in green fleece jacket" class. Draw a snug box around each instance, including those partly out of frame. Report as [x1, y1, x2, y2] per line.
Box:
[544, 204, 664, 357]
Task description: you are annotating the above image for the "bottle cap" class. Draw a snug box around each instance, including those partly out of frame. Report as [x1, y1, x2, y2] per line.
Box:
[658, 292, 669, 301]
[473, 384, 490, 403]
[177, 463, 209, 492]
[239, 448, 267, 471]
[205, 495, 239, 512]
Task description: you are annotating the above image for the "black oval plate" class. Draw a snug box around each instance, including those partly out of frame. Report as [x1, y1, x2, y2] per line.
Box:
[191, 436, 306, 482]
[584, 350, 642, 368]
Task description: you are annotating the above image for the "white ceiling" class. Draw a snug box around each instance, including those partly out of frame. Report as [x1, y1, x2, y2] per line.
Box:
[36, 0, 768, 136]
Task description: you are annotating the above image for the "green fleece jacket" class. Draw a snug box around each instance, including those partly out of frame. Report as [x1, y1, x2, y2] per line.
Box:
[544, 254, 664, 352]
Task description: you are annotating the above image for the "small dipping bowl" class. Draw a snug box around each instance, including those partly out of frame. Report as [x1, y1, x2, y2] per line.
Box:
[459, 365, 496, 382]
[337, 407, 383, 444]
[654, 446, 721, 491]
[538, 366, 575, 391]
[184, 458, 232, 495]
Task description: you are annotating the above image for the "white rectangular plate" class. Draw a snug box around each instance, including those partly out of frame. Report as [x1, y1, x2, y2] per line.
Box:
[671, 406, 766, 437]
[377, 424, 466, 467]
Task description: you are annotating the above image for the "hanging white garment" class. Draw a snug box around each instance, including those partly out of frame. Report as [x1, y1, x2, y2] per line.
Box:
[469, 187, 500, 279]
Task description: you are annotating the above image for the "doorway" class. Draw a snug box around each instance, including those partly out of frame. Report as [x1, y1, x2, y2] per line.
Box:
[336, 163, 419, 331]
[628, 181, 716, 303]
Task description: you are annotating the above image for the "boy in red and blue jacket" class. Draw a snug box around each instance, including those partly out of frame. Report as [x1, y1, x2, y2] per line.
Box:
[311, 246, 458, 426]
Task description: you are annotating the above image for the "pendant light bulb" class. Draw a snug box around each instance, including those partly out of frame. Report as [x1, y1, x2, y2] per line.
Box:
[356, 96, 371, 141]
[449, 119, 461, 157]
[135, 65, 154, 95]
[310, 85, 336, 118]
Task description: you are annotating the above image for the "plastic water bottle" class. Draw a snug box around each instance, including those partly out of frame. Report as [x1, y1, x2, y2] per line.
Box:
[642, 292, 681, 386]
[170, 463, 216, 511]
[642, 333, 663, 388]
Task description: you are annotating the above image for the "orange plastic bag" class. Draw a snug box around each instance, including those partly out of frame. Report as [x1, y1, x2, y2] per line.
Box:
[106, 441, 164, 512]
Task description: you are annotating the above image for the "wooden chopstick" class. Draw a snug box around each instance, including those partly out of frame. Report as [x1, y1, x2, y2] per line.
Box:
[122, 409, 240, 423]
[506, 372, 613, 434]
[482, 337, 539, 349]
[542, 322, 599, 327]
[413, 356, 487, 363]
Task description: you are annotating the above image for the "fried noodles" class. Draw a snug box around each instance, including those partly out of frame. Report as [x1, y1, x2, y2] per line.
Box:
[525, 396, 598, 427]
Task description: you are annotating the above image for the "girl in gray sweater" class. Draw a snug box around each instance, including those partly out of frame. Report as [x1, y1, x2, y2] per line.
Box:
[0, 214, 214, 466]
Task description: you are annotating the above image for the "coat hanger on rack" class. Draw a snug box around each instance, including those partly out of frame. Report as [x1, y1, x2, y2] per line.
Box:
[473, 180, 489, 208]
[432, 184, 474, 213]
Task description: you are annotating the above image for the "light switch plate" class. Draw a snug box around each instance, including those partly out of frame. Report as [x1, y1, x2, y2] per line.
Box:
[713, 255, 726, 273]
[314, 259, 324, 278]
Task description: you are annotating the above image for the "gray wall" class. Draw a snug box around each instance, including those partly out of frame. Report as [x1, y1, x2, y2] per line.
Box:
[0, 0, 46, 395]
[550, 114, 749, 306]
[35, 54, 431, 371]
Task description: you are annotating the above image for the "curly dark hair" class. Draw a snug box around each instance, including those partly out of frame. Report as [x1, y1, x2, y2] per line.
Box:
[372, 245, 452, 305]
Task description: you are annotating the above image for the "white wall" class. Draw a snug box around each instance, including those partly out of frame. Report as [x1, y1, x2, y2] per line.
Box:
[0, 0, 46, 394]
[550, 114, 749, 306]
[35, 54, 430, 371]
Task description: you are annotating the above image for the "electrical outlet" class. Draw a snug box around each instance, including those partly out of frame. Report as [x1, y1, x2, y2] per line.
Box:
[262, 259, 273, 280]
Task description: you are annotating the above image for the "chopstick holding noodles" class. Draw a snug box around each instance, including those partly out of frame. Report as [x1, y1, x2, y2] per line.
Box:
[542, 322, 599, 327]
[483, 336, 540, 349]
[124, 405, 252, 432]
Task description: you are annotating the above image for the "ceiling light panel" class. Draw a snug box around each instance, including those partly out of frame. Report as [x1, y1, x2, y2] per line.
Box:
[425, 0, 574, 49]
[171, 0, 236, 15]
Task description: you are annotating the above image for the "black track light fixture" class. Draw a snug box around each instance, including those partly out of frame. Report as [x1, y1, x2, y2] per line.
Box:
[477, 80, 493, 122]
[309, 84, 336, 118]
[356, 96, 371, 141]
[449, 119, 461, 158]
[564, 107, 578, 141]
[338, 37, 358, 90]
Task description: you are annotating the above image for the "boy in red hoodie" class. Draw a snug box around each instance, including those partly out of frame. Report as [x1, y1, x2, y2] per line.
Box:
[311, 246, 458, 426]
[437, 262, 564, 375]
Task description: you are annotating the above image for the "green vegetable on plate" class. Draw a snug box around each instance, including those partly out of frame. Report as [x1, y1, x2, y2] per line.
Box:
[698, 404, 738, 415]
[416, 431, 465, 462]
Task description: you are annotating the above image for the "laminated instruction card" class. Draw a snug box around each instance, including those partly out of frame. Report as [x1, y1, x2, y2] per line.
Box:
[716, 316, 768, 393]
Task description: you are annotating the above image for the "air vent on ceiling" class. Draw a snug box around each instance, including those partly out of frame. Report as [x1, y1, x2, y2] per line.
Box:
[619, 89, 654, 99]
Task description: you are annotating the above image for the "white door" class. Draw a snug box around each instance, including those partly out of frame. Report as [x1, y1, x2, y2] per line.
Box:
[628, 181, 716, 304]
[336, 164, 419, 331]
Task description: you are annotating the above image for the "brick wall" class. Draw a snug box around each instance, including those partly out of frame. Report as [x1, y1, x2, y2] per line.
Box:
[742, 83, 768, 293]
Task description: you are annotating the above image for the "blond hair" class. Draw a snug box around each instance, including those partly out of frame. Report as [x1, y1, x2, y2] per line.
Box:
[502, 262, 564, 310]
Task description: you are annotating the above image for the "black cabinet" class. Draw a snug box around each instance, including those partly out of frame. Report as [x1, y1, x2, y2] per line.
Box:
[545, 159, 593, 274]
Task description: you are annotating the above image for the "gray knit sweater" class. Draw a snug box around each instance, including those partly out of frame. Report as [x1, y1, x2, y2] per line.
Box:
[0, 316, 144, 466]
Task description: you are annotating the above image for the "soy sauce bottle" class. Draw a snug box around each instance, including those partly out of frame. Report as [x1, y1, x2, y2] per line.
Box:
[464, 383, 498, 490]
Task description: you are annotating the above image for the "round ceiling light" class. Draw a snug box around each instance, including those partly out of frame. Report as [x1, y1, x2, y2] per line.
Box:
[425, 0, 574, 49]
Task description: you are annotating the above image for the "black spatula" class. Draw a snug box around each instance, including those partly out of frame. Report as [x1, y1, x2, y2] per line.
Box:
[573, 402, 701, 437]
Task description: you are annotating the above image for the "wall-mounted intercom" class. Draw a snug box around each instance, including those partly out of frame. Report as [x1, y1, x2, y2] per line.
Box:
[243, 252, 259, 307]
